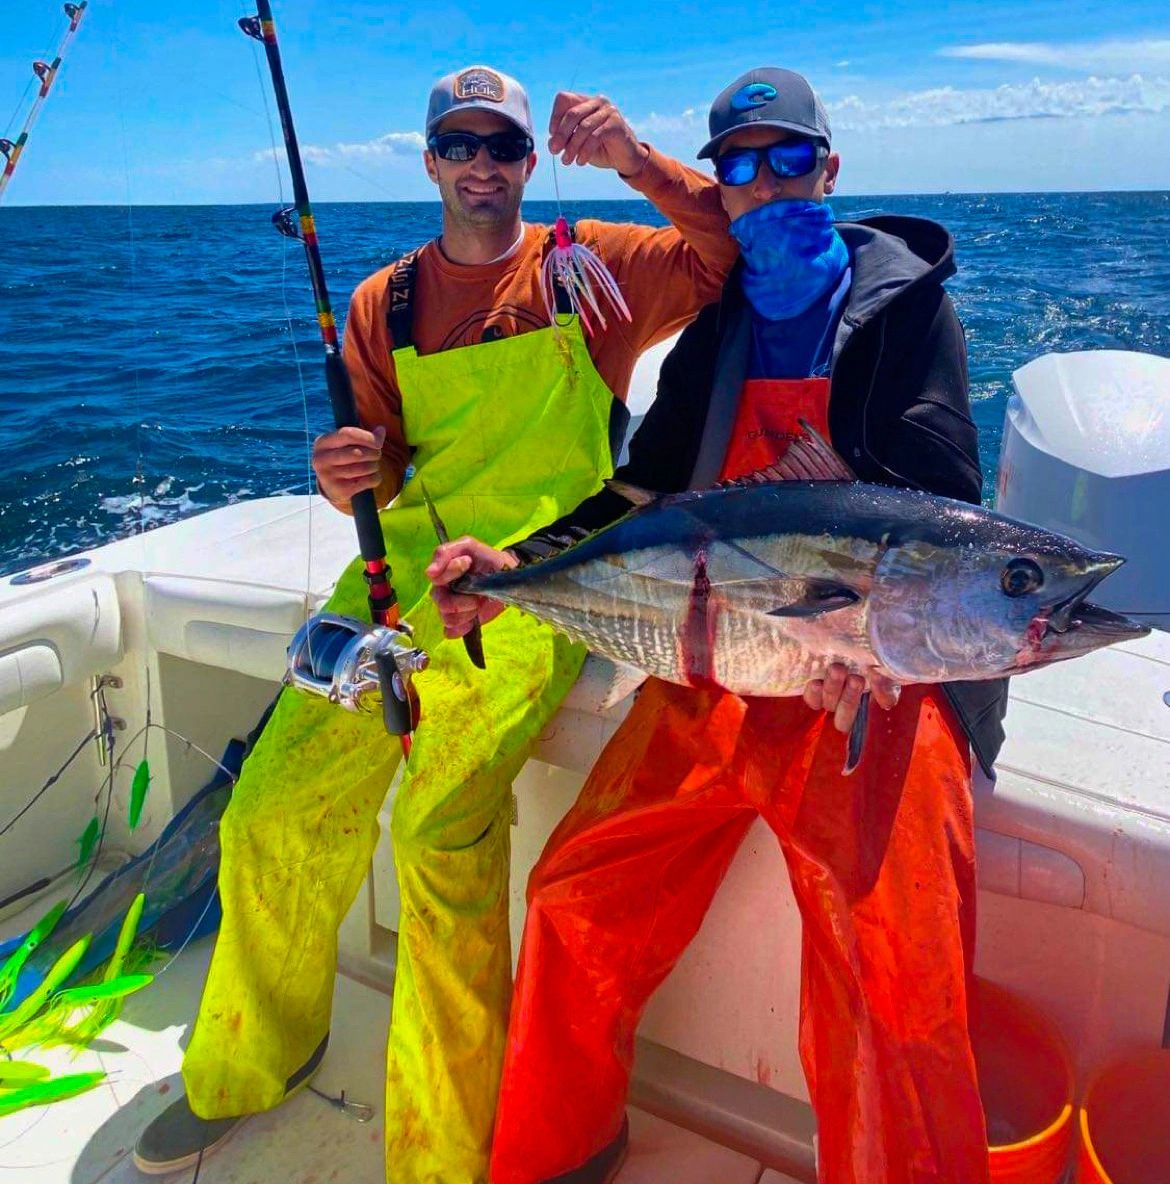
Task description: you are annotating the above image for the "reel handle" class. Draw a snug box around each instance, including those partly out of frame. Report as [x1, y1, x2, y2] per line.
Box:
[376, 650, 415, 736]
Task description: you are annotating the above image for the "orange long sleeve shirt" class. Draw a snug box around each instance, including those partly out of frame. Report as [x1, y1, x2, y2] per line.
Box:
[340, 147, 738, 509]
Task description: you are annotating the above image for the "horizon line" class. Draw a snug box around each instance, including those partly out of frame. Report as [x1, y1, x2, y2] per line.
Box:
[3, 186, 1170, 210]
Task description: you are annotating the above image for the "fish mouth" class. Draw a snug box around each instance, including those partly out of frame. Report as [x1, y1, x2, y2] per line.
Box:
[1018, 555, 1147, 664]
[1054, 600, 1151, 642]
[1044, 554, 1125, 637]
[1024, 601, 1150, 665]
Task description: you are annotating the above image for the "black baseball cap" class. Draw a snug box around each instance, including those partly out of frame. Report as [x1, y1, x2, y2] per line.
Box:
[698, 67, 831, 159]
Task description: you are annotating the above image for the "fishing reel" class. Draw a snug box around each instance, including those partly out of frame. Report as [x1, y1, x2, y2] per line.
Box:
[284, 613, 429, 736]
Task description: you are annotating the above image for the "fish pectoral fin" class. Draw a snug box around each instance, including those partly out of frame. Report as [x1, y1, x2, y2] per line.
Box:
[842, 691, 871, 776]
[703, 538, 801, 584]
[605, 479, 659, 508]
[765, 581, 861, 617]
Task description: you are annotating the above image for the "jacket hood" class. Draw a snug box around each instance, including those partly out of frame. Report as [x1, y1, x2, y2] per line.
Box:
[836, 214, 956, 327]
[718, 212, 956, 331]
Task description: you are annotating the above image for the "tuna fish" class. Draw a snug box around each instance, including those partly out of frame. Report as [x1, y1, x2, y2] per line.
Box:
[459, 429, 1148, 749]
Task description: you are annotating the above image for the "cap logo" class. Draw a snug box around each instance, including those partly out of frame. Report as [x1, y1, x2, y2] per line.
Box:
[454, 68, 505, 104]
[730, 82, 777, 112]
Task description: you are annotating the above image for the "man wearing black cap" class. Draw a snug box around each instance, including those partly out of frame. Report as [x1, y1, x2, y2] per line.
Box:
[135, 64, 737, 1184]
[431, 66, 1003, 1184]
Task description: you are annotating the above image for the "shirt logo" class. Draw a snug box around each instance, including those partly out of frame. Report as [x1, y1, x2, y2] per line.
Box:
[731, 83, 777, 112]
[454, 68, 505, 104]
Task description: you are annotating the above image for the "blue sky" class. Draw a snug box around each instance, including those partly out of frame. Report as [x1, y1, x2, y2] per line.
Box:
[2, 0, 1169, 204]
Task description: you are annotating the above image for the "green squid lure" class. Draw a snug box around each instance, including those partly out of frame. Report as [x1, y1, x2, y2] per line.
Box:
[129, 759, 151, 829]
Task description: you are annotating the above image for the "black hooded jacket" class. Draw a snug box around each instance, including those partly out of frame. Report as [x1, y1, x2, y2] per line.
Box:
[515, 215, 1009, 775]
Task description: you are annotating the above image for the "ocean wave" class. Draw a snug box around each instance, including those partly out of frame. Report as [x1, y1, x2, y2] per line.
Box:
[1, 193, 1168, 568]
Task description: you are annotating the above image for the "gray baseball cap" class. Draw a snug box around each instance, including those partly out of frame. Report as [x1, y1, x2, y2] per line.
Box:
[425, 66, 534, 140]
[697, 67, 831, 159]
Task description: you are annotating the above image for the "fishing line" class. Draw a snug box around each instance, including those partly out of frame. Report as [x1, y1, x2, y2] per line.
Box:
[0, 1097, 50, 1156]
[0, 729, 97, 839]
[111, 0, 164, 906]
[1, 2, 65, 138]
[109, 720, 239, 824]
[124, 669, 161, 889]
[0, 3, 88, 202]
[147, 885, 220, 981]
[1, 703, 235, 963]
[106, 0, 147, 544]
[547, 62, 579, 215]
[66, 765, 114, 908]
[2, 81, 35, 142]
[325, 157, 400, 201]
[536, 49, 632, 334]
[37, 6, 67, 63]
[110, 710, 239, 929]
[66, 684, 116, 910]
[247, 21, 319, 633]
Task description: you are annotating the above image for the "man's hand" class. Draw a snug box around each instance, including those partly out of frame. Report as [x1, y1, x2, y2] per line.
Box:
[312, 425, 386, 504]
[428, 538, 519, 639]
[548, 92, 649, 177]
[803, 664, 901, 734]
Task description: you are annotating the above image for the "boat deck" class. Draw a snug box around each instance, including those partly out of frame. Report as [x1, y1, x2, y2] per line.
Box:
[0, 937, 799, 1184]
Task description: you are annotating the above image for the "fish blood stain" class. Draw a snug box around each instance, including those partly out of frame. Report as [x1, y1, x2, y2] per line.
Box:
[682, 548, 722, 691]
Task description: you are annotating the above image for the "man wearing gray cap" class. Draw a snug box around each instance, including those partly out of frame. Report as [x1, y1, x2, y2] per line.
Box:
[434, 65, 998, 1184]
[135, 63, 737, 1184]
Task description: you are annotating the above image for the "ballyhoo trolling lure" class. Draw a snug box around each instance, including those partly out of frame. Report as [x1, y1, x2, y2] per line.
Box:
[0, 3, 87, 203]
[0, 711, 244, 1118]
[240, 1, 427, 752]
[541, 163, 631, 336]
[0, 895, 153, 1118]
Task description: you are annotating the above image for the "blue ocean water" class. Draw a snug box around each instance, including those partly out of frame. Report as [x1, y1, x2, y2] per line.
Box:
[1, 192, 1168, 577]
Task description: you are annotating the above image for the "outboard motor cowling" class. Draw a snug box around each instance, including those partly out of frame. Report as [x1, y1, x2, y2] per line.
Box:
[998, 351, 1170, 631]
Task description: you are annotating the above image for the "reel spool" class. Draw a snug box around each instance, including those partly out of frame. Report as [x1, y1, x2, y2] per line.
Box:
[285, 613, 429, 735]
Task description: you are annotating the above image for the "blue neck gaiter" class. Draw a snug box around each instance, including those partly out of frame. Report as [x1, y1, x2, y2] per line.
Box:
[730, 199, 850, 322]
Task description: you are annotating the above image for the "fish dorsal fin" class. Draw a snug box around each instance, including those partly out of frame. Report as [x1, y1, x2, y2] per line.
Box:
[722, 419, 857, 487]
[605, 478, 659, 507]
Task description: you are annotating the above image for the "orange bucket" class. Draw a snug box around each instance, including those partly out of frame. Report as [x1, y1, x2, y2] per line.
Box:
[1076, 1049, 1170, 1183]
[971, 977, 1076, 1184]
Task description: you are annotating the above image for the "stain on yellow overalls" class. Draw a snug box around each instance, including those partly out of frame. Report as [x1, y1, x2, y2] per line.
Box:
[184, 252, 617, 1184]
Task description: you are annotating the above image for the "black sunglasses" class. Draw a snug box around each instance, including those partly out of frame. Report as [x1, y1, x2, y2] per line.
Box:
[427, 130, 534, 164]
[714, 139, 827, 186]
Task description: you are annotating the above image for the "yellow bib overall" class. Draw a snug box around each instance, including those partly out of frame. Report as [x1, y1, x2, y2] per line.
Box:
[183, 295, 615, 1184]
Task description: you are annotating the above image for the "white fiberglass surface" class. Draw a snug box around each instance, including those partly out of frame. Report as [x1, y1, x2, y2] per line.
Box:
[0, 934, 774, 1184]
[1010, 351, 1170, 478]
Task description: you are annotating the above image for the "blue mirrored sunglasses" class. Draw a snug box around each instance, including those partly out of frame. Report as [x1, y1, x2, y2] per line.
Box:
[714, 139, 827, 186]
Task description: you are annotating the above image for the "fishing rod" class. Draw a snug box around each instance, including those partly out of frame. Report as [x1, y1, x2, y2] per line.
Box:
[0, 2, 87, 202]
[240, 1, 425, 751]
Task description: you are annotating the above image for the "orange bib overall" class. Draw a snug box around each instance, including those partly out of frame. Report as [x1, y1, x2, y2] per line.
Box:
[490, 378, 989, 1184]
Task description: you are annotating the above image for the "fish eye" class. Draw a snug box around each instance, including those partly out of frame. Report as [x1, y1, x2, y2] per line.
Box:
[1001, 558, 1044, 597]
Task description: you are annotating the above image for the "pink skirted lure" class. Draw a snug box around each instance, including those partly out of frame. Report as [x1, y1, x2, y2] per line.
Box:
[541, 216, 631, 336]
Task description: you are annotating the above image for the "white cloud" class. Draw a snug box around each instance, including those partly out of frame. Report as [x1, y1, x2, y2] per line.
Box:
[941, 37, 1170, 75]
[631, 108, 700, 137]
[335, 131, 427, 159]
[253, 131, 425, 168]
[629, 75, 1170, 158]
[831, 74, 1170, 130]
